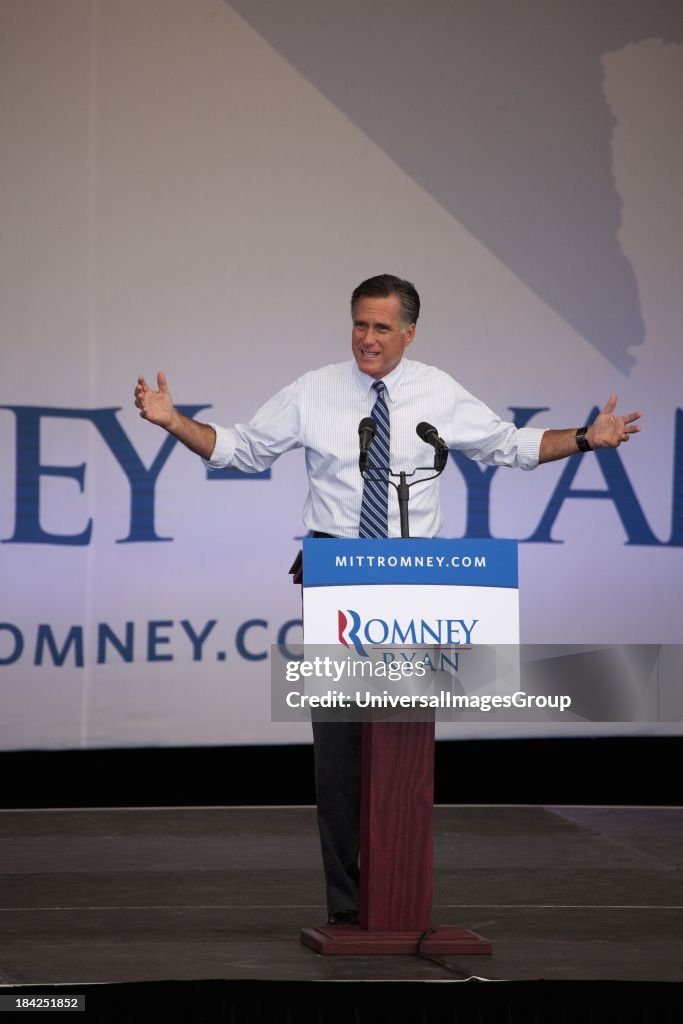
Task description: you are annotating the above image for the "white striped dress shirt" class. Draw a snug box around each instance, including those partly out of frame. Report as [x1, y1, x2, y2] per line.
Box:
[204, 358, 546, 538]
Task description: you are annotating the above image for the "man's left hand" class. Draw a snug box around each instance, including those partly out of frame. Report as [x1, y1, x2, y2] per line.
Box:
[588, 394, 641, 449]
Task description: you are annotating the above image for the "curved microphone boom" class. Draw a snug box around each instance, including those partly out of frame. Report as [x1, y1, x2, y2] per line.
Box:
[358, 417, 376, 472]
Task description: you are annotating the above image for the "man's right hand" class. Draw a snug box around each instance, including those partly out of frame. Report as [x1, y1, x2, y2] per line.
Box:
[134, 371, 176, 429]
[134, 370, 217, 459]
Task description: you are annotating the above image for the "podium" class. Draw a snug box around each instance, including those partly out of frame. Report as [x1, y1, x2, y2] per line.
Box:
[298, 538, 519, 955]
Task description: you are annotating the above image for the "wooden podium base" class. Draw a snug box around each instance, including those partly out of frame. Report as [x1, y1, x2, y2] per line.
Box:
[300, 924, 492, 956]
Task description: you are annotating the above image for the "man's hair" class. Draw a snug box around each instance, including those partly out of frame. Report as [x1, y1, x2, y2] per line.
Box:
[351, 274, 420, 327]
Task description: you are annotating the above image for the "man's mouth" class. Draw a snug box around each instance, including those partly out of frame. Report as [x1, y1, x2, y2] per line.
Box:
[360, 349, 380, 360]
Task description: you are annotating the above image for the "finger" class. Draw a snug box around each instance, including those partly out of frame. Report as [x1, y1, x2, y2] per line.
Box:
[157, 371, 169, 394]
[601, 393, 618, 415]
[137, 376, 149, 393]
[623, 411, 642, 424]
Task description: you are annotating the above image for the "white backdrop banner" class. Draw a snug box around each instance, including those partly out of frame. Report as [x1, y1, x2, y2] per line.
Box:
[1, 0, 681, 748]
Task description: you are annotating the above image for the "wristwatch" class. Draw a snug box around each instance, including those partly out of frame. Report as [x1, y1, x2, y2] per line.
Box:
[575, 426, 593, 452]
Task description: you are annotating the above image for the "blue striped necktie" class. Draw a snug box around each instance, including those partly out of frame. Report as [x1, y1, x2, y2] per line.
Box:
[359, 380, 390, 538]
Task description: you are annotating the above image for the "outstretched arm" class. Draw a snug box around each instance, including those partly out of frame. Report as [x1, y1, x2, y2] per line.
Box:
[134, 371, 216, 460]
[539, 394, 641, 464]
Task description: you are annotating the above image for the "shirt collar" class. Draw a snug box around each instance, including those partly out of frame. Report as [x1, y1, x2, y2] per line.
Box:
[351, 358, 406, 401]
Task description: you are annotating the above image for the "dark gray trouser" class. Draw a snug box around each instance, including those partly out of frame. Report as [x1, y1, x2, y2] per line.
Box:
[311, 718, 362, 915]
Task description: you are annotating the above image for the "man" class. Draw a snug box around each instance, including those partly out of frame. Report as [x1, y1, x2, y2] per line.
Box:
[134, 274, 641, 923]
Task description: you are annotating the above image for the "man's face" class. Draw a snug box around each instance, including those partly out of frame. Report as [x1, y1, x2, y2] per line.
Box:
[351, 294, 416, 379]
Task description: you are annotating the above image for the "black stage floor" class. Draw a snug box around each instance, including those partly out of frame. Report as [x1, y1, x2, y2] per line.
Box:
[1, 805, 682, 1019]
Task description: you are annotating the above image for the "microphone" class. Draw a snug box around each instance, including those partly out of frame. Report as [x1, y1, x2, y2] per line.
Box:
[416, 421, 447, 450]
[358, 417, 376, 472]
[416, 421, 449, 470]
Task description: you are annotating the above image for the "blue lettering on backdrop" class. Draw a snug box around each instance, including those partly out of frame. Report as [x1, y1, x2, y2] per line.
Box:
[147, 620, 174, 662]
[206, 467, 271, 481]
[451, 406, 668, 546]
[1, 404, 209, 545]
[236, 619, 269, 661]
[0, 618, 305, 667]
[0, 624, 24, 665]
[526, 406, 661, 545]
[5, 406, 93, 545]
[277, 619, 303, 660]
[233, 619, 303, 661]
[236, 619, 304, 661]
[668, 409, 683, 546]
[1, 404, 680, 546]
[35, 625, 84, 667]
[180, 619, 217, 660]
[97, 622, 134, 664]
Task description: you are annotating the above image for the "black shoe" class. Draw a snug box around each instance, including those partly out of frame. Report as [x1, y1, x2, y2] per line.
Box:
[326, 910, 359, 926]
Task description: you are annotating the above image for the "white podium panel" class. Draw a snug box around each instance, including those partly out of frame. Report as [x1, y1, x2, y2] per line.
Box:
[300, 539, 520, 707]
[303, 538, 519, 649]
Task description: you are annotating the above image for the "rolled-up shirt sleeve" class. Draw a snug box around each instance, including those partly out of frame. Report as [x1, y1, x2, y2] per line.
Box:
[442, 386, 546, 470]
[202, 380, 303, 473]
[512, 426, 546, 469]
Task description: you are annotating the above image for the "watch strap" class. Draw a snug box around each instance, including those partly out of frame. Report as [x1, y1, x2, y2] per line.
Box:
[576, 426, 593, 452]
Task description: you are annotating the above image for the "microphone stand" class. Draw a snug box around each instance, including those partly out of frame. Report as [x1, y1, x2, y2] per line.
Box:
[396, 473, 411, 538]
[360, 448, 449, 538]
